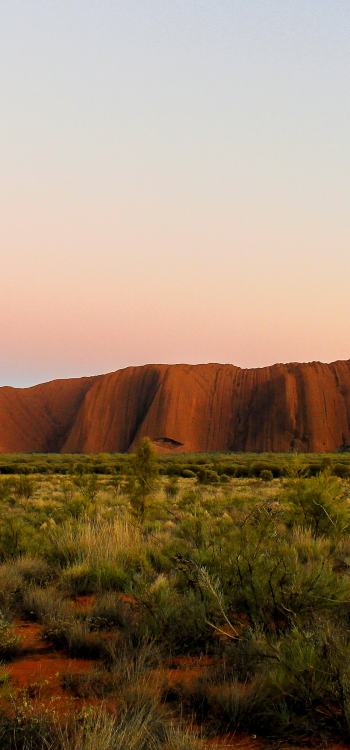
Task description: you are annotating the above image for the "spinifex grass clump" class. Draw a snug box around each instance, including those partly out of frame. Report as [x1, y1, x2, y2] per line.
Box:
[0, 705, 202, 750]
[46, 515, 147, 594]
[48, 515, 141, 567]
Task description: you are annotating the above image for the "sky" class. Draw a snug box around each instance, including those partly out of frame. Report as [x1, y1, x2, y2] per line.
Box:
[1, 1, 349, 387]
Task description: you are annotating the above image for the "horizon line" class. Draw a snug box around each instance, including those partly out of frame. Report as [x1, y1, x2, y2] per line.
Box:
[2, 357, 350, 391]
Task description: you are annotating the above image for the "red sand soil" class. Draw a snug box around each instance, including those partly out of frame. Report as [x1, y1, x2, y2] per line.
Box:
[13, 620, 50, 652]
[2, 360, 350, 453]
[8, 651, 94, 692]
[73, 593, 137, 608]
[152, 654, 217, 693]
[4, 619, 96, 714]
[5, 619, 350, 749]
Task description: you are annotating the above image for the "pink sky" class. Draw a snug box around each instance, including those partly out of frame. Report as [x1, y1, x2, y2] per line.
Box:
[1, 2, 349, 386]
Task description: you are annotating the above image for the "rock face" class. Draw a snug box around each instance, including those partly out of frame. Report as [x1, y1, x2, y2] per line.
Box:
[1, 361, 350, 453]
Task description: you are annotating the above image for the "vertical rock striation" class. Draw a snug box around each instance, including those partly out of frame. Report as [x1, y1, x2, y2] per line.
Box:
[1, 360, 350, 453]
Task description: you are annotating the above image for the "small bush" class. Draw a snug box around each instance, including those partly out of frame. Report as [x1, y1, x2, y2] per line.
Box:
[62, 669, 115, 698]
[333, 463, 350, 478]
[0, 478, 14, 502]
[22, 585, 72, 623]
[0, 562, 22, 617]
[90, 593, 136, 630]
[260, 469, 273, 481]
[73, 474, 99, 502]
[284, 473, 350, 536]
[138, 577, 211, 653]
[165, 478, 180, 498]
[61, 562, 129, 594]
[196, 469, 220, 485]
[13, 476, 36, 502]
[0, 616, 20, 658]
[14, 556, 52, 585]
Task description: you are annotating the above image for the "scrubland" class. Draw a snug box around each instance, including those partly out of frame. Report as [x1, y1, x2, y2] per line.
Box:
[0, 445, 350, 748]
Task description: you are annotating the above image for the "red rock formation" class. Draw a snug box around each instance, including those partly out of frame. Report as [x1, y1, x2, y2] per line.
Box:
[1, 361, 350, 453]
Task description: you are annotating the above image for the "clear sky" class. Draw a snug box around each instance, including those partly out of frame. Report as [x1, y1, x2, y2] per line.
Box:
[1, 1, 349, 387]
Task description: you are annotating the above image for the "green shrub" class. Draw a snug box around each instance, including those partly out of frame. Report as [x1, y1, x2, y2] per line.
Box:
[22, 585, 73, 623]
[0, 519, 35, 560]
[196, 469, 219, 484]
[73, 474, 99, 502]
[333, 463, 350, 478]
[13, 476, 36, 502]
[284, 473, 350, 536]
[64, 495, 91, 518]
[138, 577, 211, 653]
[249, 461, 283, 478]
[193, 623, 350, 741]
[260, 469, 273, 481]
[164, 477, 180, 498]
[0, 478, 14, 502]
[197, 505, 350, 630]
[90, 593, 136, 630]
[61, 562, 129, 594]
[14, 556, 52, 585]
[219, 473, 230, 483]
[128, 438, 159, 521]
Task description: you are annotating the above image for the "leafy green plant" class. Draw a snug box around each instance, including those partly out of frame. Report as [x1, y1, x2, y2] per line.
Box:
[74, 474, 99, 502]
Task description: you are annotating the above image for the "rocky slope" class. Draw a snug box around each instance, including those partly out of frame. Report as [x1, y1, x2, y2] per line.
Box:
[1, 361, 350, 453]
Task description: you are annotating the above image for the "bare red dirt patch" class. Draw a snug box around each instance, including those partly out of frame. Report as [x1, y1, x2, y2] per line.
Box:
[5, 618, 96, 713]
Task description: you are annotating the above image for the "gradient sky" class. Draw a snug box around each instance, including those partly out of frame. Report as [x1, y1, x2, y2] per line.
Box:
[1, 1, 349, 387]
